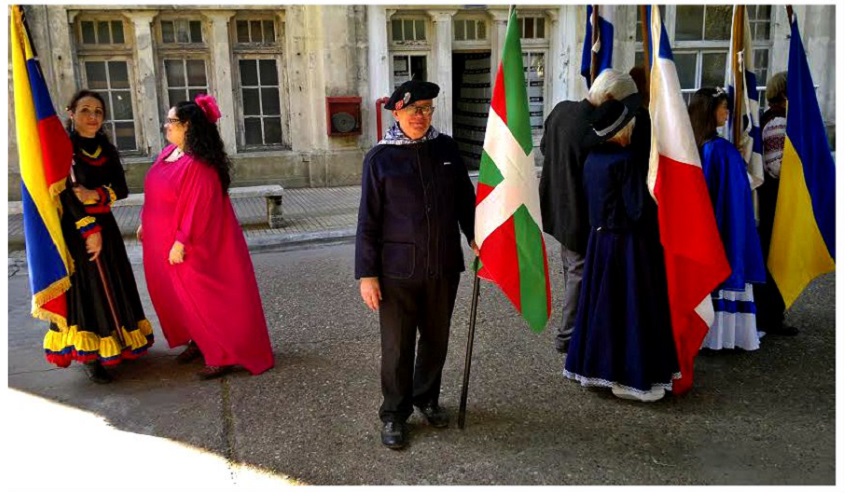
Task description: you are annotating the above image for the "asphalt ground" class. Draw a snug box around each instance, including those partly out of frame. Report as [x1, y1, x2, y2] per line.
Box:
[4, 240, 837, 489]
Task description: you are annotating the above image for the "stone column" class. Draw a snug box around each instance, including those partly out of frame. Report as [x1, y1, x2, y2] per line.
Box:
[367, 5, 391, 143]
[202, 10, 237, 155]
[547, 8, 567, 106]
[427, 9, 456, 136]
[565, 5, 587, 101]
[124, 11, 161, 157]
[488, 8, 509, 84]
[50, 7, 77, 109]
[802, 5, 835, 126]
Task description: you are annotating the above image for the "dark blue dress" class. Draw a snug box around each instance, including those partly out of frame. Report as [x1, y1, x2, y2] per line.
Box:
[564, 143, 680, 398]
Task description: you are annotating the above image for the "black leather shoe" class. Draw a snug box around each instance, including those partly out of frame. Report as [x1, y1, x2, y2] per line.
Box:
[381, 420, 407, 449]
[176, 341, 202, 364]
[417, 402, 450, 428]
[84, 361, 113, 384]
[764, 324, 800, 336]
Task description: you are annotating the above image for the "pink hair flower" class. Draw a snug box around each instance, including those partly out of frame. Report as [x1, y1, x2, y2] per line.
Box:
[194, 94, 222, 124]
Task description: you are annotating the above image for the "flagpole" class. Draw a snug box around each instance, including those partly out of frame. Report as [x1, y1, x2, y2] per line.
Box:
[590, 5, 600, 85]
[458, 258, 482, 430]
[786, 5, 794, 25]
[640, 5, 650, 84]
[731, 6, 745, 150]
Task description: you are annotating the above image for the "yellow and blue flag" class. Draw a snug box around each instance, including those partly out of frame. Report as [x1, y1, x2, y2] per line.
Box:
[11, 5, 74, 324]
[767, 14, 836, 308]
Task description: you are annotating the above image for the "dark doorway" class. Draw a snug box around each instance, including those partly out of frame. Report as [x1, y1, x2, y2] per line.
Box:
[452, 51, 491, 170]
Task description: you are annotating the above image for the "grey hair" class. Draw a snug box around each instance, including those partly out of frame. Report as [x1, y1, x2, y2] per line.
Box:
[587, 69, 638, 106]
[608, 116, 636, 146]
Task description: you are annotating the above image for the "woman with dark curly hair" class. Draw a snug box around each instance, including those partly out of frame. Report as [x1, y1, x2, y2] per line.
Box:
[43, 89, 154, 384]
[140, 94, 274, 379]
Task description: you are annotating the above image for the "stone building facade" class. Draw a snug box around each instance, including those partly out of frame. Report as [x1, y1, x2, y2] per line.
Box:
[7, 4, 836, 200]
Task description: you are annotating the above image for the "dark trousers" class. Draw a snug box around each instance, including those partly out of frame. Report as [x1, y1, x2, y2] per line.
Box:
[378, 273, 460, 422]
[754, 174, 786, 330]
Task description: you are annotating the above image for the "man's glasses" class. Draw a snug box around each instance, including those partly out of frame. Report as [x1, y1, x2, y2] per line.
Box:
[402, 105, 435, 116]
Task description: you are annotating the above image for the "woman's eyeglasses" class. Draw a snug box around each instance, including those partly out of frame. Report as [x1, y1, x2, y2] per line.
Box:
[165, 117, 181, 124]
[402, 105, 435, 116]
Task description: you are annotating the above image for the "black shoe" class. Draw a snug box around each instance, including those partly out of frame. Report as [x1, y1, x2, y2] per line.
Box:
[197, 365, 234, 380]
[555, 340, 569, 353]
[417, 402, 450, 428]
[764, 324, 800, 336]
[176, 341, 203, 364]
[381, 420, 407, 450]
[84, 361, 113, 384]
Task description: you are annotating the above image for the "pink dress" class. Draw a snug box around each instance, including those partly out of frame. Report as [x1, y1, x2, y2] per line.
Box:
[141, 144, 274, 375]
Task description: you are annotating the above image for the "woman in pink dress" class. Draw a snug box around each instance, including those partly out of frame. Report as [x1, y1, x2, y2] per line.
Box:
[139, 94, 274, 379]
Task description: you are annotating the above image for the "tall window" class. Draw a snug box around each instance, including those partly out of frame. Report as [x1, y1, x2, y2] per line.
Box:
[157, 18, 209, 109]
[519, 16, 546, 39]
[392, 55, 427, 89]
[454, 19, 486, 41]
[635, 6, 771, 104]
[163, 59, 209, 106]
[233, 15, 285, 148]
[391, 18, 426, 42]
[238, 59, 282, 146]
[76, 16, 138, 152]
[522, 52, 546, 134]
[517, 12, 548, 140]
[83, 61, 137, 151]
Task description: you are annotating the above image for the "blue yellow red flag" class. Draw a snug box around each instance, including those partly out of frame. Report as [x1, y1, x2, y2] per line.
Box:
[766, 14, 836, 308]
[11, 5, 74, 324]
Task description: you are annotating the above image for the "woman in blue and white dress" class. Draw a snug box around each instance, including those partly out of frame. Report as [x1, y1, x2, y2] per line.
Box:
[688, 87, 766, 351]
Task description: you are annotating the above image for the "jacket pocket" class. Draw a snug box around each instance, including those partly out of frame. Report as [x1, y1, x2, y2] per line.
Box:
[381, 242, 415, 279]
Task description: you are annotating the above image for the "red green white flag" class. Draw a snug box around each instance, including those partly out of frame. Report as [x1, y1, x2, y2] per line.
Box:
[475, 7, 551, 333]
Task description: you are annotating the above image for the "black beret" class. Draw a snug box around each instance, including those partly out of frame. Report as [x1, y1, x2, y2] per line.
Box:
[385, 80, 440, 110]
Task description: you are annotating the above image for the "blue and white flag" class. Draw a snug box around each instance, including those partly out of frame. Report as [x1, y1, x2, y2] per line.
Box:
[580, 5, 614, 88]
[725, 5, 764, 190]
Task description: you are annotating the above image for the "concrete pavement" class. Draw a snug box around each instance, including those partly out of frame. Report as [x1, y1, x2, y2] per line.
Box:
[4, 184, 837, 488]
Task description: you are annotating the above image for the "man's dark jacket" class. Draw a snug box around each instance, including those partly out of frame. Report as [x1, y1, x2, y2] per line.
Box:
[539, 99, 597, 254]
[539, 100, 651, 254]
[355, 134, 475, 281]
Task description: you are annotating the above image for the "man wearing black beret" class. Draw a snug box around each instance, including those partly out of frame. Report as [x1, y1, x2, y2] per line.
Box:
[355, 80, 478, 449]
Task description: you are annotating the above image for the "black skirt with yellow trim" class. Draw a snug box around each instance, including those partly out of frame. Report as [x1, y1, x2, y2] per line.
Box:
[44, 206, 154, 367]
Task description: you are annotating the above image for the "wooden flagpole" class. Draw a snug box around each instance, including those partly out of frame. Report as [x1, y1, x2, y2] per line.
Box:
[731, 6, 745, 151]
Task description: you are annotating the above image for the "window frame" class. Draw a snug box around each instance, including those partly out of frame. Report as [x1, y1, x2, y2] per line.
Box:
[74, 14, 142, 155]
[452, 15, 488, 49]
[635, 5, 772, 105]
[389, 14, 430, 48]
[78, 56, 141, 153]
[230, 13, 288, 151]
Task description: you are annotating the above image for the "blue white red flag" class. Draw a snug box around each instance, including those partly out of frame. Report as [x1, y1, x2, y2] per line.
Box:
[580, 5, 614, 88]
[646, 5, 731, 395]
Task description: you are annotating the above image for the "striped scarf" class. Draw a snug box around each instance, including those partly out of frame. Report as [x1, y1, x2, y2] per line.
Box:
[379, 122, 439, 146]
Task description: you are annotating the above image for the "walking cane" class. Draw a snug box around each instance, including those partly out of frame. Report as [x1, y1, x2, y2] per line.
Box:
[70, 165, 126, 348]
[458, 257, 482, 429]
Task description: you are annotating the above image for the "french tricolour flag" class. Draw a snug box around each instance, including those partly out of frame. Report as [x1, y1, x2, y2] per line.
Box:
[646, 5, 731, 395]
[580, 5, 614, 88]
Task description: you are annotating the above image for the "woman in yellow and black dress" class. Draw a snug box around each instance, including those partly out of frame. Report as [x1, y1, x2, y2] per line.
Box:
[43, 90, 154, 383]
